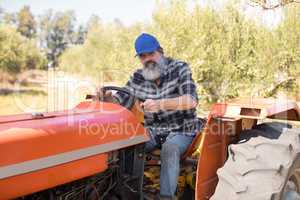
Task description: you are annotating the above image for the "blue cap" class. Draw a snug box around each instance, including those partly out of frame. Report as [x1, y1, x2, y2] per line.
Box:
[134, 33, 161, 56]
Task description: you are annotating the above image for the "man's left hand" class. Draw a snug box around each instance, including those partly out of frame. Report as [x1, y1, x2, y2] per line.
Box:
[141, 99, 161, 113]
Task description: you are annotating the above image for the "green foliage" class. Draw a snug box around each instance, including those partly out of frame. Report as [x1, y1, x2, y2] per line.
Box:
[0, 24, 46, 74]
[2, 12, 17, 26]
[17, 6, 36, 38]
[39, 10, 86, 67]
[59, 20, 142, 83]
[58, 1, 299, 103]
[0, 1, 298, 104]
[39, 10, 74, 68]
[0, 6, 87, 75]
[274, 4, 300, 96]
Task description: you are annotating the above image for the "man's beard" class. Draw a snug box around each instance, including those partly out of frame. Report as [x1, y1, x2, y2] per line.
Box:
[142, 59, 165, 81]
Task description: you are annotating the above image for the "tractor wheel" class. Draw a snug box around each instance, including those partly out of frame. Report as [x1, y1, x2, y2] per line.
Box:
[211, 125, 300, 200]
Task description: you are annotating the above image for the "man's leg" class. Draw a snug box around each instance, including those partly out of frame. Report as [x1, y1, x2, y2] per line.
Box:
[144, 130, 159, 153]
[160, 134, 194, 198]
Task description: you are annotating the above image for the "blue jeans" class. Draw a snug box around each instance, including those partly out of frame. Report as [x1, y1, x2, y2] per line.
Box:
[145, 133, 194, 197]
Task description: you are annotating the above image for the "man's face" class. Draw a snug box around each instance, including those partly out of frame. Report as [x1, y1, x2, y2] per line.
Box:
[139, 51, 164, 81]
[138, 51, 162, 65]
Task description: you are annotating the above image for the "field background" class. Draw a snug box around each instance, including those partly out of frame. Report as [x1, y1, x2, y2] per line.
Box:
[0, 0, 299, 117]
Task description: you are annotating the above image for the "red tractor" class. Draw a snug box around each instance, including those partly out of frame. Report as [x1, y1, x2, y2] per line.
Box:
[0, 86, 300, 200]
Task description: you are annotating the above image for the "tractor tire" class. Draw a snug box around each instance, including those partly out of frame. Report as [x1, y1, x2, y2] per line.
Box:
[211, 125, 300, 200]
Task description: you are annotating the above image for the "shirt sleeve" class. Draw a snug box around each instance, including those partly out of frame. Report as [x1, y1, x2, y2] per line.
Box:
[178, 62, 198, 102]
[113, 70, 142, 107]
[113, 79, 134, 107]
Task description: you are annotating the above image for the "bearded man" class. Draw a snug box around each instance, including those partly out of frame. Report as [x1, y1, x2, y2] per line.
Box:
[100, 33, 200, 200]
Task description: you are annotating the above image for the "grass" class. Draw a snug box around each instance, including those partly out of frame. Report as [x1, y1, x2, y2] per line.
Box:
[0, 69, 97, 115]
[0, 86, 90, 116]
[0, 92, 47, 115]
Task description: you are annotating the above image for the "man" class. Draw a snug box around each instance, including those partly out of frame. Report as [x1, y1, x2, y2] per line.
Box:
[100, 33, 200, 199]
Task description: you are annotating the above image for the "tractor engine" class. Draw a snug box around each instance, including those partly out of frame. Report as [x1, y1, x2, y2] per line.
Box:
[20, 144, 145, 200]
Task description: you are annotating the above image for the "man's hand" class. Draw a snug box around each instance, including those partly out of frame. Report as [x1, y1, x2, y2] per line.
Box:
[96, 87, 118, 103]
[140, 95, 197, 112]
[141, 99, 161, 113]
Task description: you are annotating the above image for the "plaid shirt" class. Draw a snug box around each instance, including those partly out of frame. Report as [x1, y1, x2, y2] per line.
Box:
[114, 57, 201, 137]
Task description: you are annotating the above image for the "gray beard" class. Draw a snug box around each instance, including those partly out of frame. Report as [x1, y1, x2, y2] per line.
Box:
[142, 59, 165, 81]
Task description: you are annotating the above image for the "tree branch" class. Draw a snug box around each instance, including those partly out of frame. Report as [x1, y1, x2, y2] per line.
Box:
[264, 77, 296, 97]
[249, 0, 300, 10]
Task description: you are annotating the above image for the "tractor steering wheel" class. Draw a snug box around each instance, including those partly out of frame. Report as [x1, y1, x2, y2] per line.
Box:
[86, 86, 137, 110]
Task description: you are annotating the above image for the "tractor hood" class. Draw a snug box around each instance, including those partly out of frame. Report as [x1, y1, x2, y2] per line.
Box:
[0, 101, 149, 199]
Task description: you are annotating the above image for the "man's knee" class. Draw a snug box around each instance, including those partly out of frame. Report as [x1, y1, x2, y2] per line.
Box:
[145, 141, 157, 153]
[161, 143, 181, 162]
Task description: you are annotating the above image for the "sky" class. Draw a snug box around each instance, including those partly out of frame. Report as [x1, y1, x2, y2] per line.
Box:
[1, 0, 284, 27]
[1, 0, 157, 26]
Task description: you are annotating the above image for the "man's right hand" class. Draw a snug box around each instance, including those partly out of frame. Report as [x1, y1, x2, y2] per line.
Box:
[95, 87, 117, 103]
